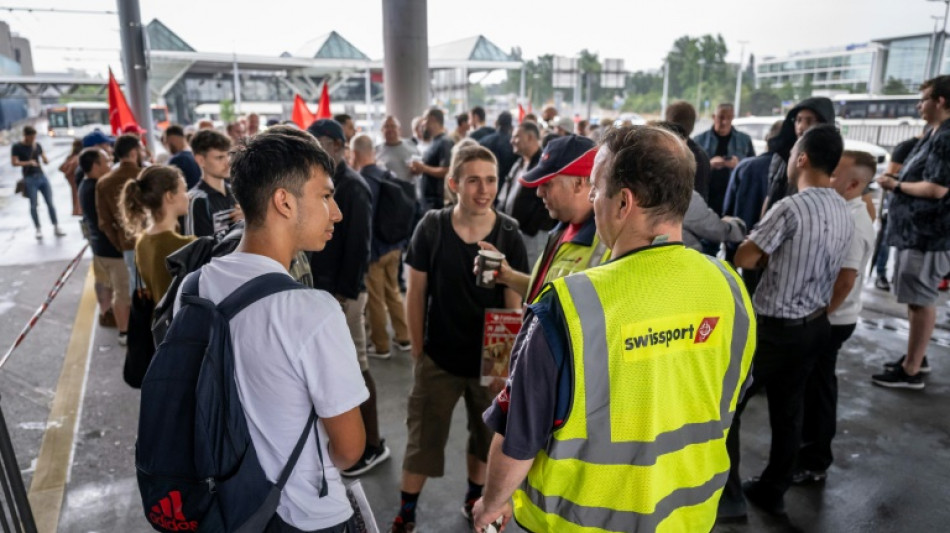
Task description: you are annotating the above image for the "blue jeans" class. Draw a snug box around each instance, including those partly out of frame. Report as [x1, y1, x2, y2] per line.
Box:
[123, 249, 138, 297]
[23, 173, 59, 228]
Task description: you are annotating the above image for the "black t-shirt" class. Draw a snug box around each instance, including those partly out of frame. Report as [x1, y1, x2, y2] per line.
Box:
[708, 131, 734, 215]
[78, 178, 122, 258]
[892, 136, 919, 166]
[421, 133, 454, 206]
[12, 142, 43, 178]
[406, 208, 528, 377]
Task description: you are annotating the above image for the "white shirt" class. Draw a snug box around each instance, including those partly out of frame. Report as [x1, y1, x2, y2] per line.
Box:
[182, 252, 369, 529]
[829, 196, 876, 326]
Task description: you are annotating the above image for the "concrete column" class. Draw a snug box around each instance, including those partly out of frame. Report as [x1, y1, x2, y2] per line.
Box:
[382, 0, 429, 138]
[116, 0, 154, 148]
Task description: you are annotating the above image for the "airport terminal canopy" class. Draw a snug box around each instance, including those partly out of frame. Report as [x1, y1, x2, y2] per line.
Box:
[428, 35, 521, 71]
[145, 19, 373, 100]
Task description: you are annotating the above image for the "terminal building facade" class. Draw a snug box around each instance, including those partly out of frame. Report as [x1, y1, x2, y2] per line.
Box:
[756, 32, 950, 95]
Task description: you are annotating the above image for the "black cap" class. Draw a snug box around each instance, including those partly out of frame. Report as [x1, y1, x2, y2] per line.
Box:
[307, 119, 345, 143]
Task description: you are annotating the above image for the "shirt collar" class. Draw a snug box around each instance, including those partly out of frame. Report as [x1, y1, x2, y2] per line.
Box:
[551, 214, 598, 246]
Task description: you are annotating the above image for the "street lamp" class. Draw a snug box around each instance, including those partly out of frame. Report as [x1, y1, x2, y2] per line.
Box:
[696, 59, 706, 112]
[928, 0, 950, 77]
[734, 41, 748, 116]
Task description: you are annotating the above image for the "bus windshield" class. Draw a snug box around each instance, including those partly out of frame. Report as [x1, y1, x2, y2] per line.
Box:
[48, 110, 69, 129]
[72, 108, 110, 128]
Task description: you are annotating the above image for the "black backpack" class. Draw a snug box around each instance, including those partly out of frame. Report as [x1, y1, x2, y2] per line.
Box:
[373, 171, 416, 244]
[136, 271, 329, 532]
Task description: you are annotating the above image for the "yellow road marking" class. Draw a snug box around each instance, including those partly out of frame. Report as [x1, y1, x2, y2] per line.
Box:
[28, 268, 96, 533]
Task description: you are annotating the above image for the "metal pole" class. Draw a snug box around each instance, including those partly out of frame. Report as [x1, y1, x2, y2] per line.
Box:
[232, 53, 241, 116]
[364, 67, 373, 132]
[586, 71, 593, 119]
[939, 0, 950, 77]
[661, 60, 669, 117]
[734, 41, 747, 116]
[696, 60, 705, 112]
[382, 0, 429, 138]
[116, 0, 154, 148]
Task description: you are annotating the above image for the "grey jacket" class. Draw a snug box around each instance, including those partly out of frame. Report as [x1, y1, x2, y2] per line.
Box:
[683, 191, 747, 251]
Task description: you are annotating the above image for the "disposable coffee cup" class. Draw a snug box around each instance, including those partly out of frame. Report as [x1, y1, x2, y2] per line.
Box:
[476, 250, 505, 289]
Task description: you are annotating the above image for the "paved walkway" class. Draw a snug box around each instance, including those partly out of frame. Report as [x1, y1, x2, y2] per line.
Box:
[1, 136, 948, 532]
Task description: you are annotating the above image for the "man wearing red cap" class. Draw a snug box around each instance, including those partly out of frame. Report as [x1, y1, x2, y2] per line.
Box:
[480, 134, 610, 303]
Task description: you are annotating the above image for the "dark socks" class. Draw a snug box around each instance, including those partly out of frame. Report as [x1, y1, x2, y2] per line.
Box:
[465, 478, 484, 502]
[398, 491, 419, 523]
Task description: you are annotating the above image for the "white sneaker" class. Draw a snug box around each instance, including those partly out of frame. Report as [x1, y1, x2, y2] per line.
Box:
[118, 332, 128, 347]
[367, 344, 392, 360]
[35, 228, 42, 240]
[54, 225, 66, 237]
[394, 340, 412, 352]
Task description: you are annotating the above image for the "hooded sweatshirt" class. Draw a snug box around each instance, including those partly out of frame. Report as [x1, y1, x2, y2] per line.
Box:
[763, 97, 836, 212]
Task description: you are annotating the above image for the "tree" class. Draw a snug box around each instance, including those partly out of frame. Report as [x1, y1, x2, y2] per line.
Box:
[220, 99, 235, 123]
[882, 76, 910, 95]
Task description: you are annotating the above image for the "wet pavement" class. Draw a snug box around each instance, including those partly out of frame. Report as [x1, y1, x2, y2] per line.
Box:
[1, 137, 948, 532]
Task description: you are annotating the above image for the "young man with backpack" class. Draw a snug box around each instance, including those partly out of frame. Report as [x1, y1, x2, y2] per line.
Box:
[137, 126, 367, 532]
[351, 134, 413, 361]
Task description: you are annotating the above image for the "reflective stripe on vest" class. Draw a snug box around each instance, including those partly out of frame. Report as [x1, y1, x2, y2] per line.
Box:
[514, 249, 754, 533]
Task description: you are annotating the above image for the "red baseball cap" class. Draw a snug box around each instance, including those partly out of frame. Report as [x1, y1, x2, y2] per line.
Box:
[520, 135, 598, 187]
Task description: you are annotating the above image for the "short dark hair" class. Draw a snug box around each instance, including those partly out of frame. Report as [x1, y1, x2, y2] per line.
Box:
[470, 106, 486, 123]
[23, 125, 36, 136]
[165, 124, 185, 138]
[427, 107, 445, 126]
[191, 129, 231, 156]
[496, 111, 513, 132]
[797, 124, 843, 176]
[114, 133, 141, 159]
[79, 147, 104, 173]
[921, 75, 950, 110]
[518, 121, 540, 139]
[649, 120, 688, 141]
[664, 101, 697, 136]
[455, 113, 469, 127]
[523, 113, 538, 123]
[600, 125, 694, 224]
[842, 150, 877, 177]
[333, 113, 352, 125]
[229, 125, 335, 228]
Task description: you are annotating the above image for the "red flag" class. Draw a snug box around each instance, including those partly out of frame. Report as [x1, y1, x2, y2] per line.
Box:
[107, 68, 139, 136]
[291, 94, 315, 129]
[518, 104, 525, 123]
[315, 81, 332, 120]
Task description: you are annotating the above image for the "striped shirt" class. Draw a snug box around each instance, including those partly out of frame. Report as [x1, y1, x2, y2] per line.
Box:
[750, 187, 853, 319]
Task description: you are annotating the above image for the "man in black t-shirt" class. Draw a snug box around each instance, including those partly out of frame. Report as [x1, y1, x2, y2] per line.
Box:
[693, 103, 757, 216]
[184, 130, 241, 237]
[11, 126, 64, 239]
[873, 134, 921, 291]
[409, 107, 454, 212]
[165, 124, 202, 189]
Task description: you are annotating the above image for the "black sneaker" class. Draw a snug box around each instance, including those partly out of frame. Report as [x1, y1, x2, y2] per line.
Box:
[791, 469, 827, 485]
[872, 366, 925, 390]
[342, 440, 391, 477]
[874, 276, 891, 291]
[461, 498, 477, 523]
[741, 478, 786, 516]
[884, 354, 931, 374]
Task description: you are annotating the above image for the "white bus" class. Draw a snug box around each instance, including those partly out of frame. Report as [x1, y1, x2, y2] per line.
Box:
[46, 102, 171, 139]
[46, 102, 110, 139]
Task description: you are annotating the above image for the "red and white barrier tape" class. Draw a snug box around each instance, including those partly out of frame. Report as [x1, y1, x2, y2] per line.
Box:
[0, 243, 90, 371]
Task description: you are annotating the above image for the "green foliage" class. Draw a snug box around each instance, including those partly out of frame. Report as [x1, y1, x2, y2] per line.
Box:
[220, 99, 234, 123]
[469, 84, 487, 107]
[882, 76, 910, 95]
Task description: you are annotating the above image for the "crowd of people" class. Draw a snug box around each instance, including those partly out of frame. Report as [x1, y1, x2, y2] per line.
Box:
[9, 74, 950, 532]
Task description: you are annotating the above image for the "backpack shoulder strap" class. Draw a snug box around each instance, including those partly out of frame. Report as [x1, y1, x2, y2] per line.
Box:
[216, 272, 306, 321]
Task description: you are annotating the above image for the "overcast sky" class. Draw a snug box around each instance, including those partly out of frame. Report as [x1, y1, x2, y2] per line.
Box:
[6, 0, 949, 77]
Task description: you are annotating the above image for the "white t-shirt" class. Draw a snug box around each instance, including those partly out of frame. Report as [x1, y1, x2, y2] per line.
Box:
[181, 252, 369, 529]
[830, 196, 876, 326]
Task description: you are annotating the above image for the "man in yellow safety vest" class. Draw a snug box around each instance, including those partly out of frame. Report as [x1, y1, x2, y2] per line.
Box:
[473, 125, 756, 533]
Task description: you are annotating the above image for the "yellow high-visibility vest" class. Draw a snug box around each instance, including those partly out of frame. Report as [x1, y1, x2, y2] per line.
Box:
[513, 244, 756, 533]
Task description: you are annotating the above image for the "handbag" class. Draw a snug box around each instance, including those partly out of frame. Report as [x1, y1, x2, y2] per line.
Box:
[123, 273, 156, 388]
[14, 179, 26, 198]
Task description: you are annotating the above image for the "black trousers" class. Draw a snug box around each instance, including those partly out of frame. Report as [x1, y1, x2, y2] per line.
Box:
[798, 323, 856, 472]
[723, 315, 831, 505]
